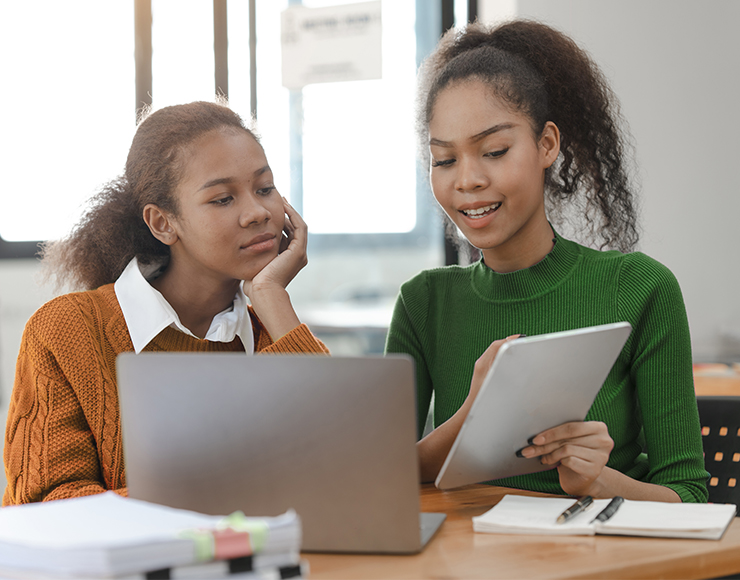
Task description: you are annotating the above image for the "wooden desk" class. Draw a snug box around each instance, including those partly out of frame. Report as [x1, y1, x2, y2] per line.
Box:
[695, 374, 740, 397]
[304, 484, 740, 579]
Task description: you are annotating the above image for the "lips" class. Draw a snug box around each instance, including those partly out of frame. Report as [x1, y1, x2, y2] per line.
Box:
[241, 232, 276, 249]
[460, 202, 502, 219]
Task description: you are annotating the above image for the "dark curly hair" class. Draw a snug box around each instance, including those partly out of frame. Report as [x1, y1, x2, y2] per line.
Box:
[418, 20, 640, 252]
[41, 101, 259, 290]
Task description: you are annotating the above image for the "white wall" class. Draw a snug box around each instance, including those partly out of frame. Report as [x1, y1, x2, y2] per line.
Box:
[481, 0, 740, 361]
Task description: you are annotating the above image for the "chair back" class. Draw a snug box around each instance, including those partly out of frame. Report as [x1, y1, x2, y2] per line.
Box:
[697, 396, 740, 510]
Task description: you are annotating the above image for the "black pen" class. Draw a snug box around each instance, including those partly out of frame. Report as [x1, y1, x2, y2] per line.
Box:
[590, 496, 624, 524]
[556, 495, 593, 524]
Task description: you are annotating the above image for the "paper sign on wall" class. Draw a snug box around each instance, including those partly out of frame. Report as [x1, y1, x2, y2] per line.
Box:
[281, 1, 382, 89]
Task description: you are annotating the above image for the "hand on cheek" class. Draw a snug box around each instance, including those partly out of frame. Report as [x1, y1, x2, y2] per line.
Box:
[248, 198, 307, 293]
[519, 421, 614, 497]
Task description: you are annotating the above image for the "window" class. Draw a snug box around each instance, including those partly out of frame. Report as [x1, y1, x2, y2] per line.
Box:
[1, 0, 457, 354]
[0, 1, 135, 248]
[249, 1, 444, 350]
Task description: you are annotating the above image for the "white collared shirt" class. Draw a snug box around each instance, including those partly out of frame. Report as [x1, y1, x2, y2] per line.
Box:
[114, 257, 254, 354]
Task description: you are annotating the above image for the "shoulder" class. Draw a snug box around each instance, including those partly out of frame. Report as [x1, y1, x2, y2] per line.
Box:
[614, 251, 683, 300]
[25, 284, 122, 344]
[571, 241, 681, 292]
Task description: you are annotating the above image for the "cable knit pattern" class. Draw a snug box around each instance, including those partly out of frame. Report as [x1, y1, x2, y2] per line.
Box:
[3, 284, 328, 505]
[386, 234, 708, 503]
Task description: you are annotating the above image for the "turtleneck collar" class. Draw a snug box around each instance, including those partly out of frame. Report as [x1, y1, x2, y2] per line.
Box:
[469, 232, 582, 303]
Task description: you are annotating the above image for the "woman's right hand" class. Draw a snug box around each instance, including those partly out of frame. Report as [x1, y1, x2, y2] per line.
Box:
[242, 198, 307, 341]
[466, 335, 521, 405]
[245, 197, 308, 295]
[417, 334, 522, 482]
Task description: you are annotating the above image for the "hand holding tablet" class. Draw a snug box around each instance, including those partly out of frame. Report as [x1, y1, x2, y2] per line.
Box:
[435, 322, 632, 490]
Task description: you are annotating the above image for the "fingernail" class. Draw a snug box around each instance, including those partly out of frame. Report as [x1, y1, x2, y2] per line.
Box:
[527, 436, 536, 445]
[515, 448, 525, 458]
[518, 334, 527, 338]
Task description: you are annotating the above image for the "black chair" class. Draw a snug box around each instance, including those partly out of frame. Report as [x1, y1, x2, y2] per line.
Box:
[697, 396, 740, 511]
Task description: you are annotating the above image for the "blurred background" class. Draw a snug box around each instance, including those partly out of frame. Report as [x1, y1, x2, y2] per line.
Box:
[1, 0, 739, 494]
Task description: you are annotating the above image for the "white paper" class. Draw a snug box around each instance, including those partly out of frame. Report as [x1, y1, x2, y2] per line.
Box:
[0, 492, 222, 549]
[473, 495, 737, 540]
[281, 1, 382, 89]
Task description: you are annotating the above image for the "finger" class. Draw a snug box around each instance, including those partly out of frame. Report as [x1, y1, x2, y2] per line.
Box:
[475, 334, 521, 368]
[530, 421, 608, 447]
[282, 197, 306, 230]
[556, 456, 600, 477]
[539, 442, 609, 467]
[519, 427, 612, 460]
[279, 231, 291, 254]
[282, 199, 307, 249]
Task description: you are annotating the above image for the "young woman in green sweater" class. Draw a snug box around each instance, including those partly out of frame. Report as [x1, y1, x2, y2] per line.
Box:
[385, 20, 707, 502]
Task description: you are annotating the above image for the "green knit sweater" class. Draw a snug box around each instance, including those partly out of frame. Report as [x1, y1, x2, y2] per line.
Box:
[385, 234, 708, 502]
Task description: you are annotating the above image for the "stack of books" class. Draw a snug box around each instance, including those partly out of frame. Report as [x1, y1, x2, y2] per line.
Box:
[0, 492, 305, 579]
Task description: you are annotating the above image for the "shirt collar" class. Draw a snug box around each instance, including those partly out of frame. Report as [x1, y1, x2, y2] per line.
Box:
[114, 257, 254, 354]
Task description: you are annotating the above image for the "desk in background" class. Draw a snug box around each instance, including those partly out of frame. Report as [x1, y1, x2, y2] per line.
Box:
[694, 363, 740, 397]
[304, 484, 740, 580]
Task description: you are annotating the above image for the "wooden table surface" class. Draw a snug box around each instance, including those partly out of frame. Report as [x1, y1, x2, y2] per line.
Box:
[303, 484, 740, 580]
[694, 374, 740, 397]
[305, 371, 740, 579]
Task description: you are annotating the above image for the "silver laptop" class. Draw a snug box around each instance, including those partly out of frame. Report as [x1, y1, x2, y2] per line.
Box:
[116, 353, 445, 553]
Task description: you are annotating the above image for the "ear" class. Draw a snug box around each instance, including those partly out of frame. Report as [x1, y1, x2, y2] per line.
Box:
[538, 121, 561, 169]
[143, 204, 179, 246]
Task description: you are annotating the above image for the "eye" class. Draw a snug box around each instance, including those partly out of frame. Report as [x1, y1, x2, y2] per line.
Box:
[257, 185, 276, 196]
[485, 148, 509, 159]
[431, 158, 455, 168]
[210, 195, 233, 206]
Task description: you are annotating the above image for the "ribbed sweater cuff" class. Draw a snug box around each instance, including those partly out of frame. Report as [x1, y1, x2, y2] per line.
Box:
[263, 324, 328, 354]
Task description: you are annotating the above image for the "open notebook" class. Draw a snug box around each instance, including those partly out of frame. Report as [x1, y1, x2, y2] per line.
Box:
[473, 495, 736, 540]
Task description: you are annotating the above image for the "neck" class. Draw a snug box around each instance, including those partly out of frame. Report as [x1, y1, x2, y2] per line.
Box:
[481, 216, 555, 273]
[151, 266, 240, 339]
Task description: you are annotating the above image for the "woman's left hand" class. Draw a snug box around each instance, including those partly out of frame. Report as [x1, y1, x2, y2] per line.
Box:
[519, 421, 614, 497]
[246, 197, 307, 294]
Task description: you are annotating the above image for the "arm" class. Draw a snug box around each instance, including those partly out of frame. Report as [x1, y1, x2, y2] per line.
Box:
[385, 288, 434, 440]
[520, 422, 681, 501]
[416, 338, 513, 482]
[520, 255, 707, 502]
[386, 286, 518, 482]
[3, 309, 118, 505]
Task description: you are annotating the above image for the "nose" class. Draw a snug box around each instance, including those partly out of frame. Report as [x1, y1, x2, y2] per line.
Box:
[454, 157, 489, 193]
[238, 195, 271, 228]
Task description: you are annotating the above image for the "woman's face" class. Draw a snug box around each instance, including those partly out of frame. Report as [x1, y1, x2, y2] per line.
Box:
[166, 128, 285, 284]
[428, 80, 559, 272]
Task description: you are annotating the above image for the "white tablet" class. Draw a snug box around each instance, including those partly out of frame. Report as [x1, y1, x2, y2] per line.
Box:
[435, 322, 632, 490]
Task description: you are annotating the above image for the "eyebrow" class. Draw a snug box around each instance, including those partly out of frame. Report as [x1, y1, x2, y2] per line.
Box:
[429, 123, 516, 147]
[198, 165, 272, 191]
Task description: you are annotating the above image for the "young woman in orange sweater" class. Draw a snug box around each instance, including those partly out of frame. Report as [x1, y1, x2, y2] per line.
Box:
[3, 101, 328, 505]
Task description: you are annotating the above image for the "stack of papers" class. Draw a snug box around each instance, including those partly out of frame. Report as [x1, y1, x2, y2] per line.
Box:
[473, 495, 736, 540]
[0, 492, 305, 579]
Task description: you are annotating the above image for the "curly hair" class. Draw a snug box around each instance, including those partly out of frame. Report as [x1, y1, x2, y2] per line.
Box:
[41, 101, 259, 291]
[417, 20, 640, 252]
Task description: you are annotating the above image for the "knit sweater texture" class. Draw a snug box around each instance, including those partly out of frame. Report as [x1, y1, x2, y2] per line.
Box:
[386, 235, 708, 502]
[3, 283, 329, 505]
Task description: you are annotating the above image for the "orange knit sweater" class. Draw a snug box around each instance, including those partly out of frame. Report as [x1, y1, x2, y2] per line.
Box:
[3, 283, 328, 505]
